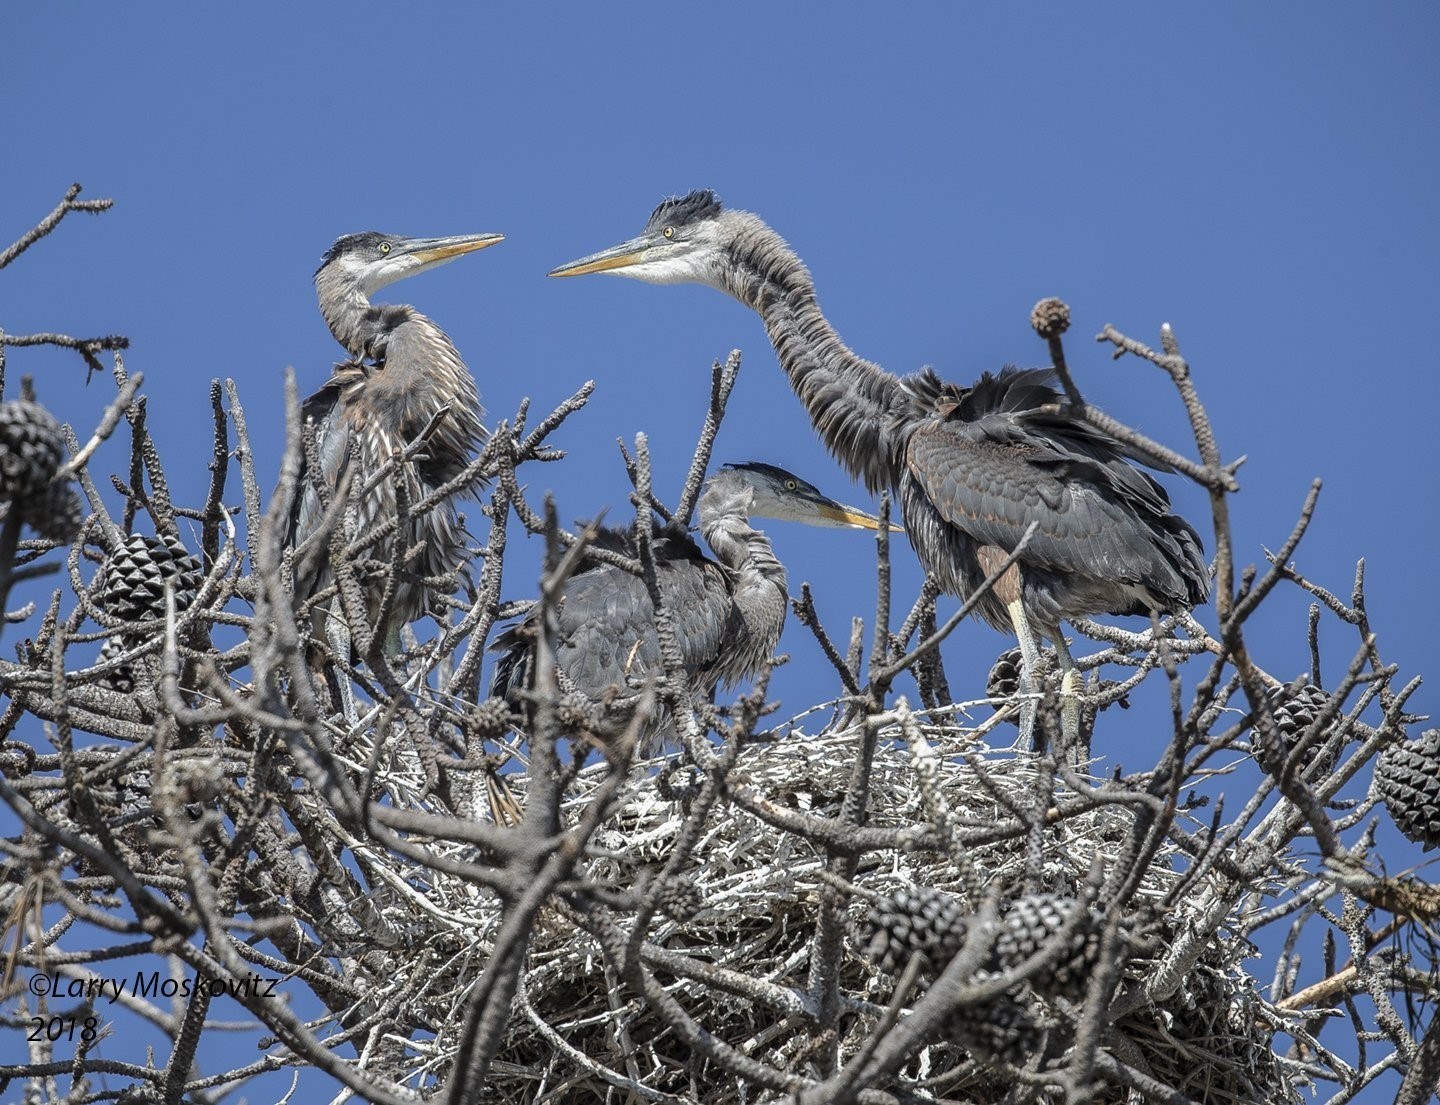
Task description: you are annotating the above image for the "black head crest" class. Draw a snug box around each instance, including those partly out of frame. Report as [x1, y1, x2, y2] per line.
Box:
[645, 189, 723, 231]
[317, 231, 390, 274]
[721, 461, 818, 496]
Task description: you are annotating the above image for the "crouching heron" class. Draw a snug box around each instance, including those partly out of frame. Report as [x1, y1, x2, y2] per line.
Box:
[490, 462, 887, 755]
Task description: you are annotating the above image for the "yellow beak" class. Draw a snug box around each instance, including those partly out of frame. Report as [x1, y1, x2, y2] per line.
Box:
[548, 234, 653, 278]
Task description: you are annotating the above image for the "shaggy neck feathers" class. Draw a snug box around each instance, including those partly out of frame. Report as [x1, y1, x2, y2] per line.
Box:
[714, 212, 915, 495]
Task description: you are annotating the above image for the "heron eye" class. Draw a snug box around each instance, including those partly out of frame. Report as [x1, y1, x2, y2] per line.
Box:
[663, 226, 676, 239]
[379, 242, 392, 255]
[785, 479, 797, 491]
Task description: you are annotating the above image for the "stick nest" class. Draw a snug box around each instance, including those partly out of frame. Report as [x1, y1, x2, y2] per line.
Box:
[363, 716, 1298, 1104]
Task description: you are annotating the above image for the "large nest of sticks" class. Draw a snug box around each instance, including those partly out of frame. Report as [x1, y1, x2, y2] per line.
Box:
[379, 714, 1297, 1105]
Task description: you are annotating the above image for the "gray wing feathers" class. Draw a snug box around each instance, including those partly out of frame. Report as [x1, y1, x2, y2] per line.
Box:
[907, 415, 1203, 602]
[292, 381, 356, 604]
[492, 546, 736, 702]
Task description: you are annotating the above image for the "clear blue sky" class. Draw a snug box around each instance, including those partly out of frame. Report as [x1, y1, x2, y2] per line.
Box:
[5, 4, 1436, 1100]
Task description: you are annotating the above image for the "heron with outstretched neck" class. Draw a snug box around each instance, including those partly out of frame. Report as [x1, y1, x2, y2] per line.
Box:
[550, 192, 1209, 747]
[490, 461, 887, 755]
[293, 230, 501, 716]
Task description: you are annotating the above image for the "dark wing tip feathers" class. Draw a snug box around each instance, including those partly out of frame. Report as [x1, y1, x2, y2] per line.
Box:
[646, 189, 722, 230]
[488, 621, 529, 701]
[959, 367, 1062, 418]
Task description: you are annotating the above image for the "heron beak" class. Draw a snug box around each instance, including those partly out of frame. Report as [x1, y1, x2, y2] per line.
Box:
[813, 501, 902, 532]
[548, 235, 653, 277]
[408, 233, 505, 266]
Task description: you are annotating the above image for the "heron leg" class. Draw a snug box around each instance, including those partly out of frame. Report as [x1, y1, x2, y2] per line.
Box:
[324, 612, 358, 725]
[397, 623, 417, 659]
[1005, 598, 1043, 751]
[980, 550, 1043, 749]
[1052, 632, 1082, 757]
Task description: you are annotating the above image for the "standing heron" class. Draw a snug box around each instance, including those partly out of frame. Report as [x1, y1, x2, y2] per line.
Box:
[294, 230, 502, 711]
[490, 462, 885, 755]
[549, 191, 1209, 746]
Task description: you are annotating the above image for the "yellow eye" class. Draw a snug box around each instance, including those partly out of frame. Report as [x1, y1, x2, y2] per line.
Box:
[785, 479, 797, 491]
[379, 242, 392, 254]
[663, 226, 676, 239]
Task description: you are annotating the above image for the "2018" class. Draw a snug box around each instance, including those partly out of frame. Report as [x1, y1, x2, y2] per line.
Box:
[27, 1016, 100, 1042]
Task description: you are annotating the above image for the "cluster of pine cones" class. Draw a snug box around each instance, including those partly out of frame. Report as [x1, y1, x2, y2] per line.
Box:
[862, 884, 1104, 1062]
[1, 394, 213, 692]
[887, 659, 1440, 1068]
[1253, 681, 1439, 851]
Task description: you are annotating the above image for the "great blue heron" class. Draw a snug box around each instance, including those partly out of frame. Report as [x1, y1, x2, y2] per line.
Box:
[489, 462, 886, 755]
[294, 230, 501, 710]
[550, 191, 1210, 745]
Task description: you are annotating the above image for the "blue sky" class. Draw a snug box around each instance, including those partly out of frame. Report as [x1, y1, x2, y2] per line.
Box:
[4, 3, 1437, 1100]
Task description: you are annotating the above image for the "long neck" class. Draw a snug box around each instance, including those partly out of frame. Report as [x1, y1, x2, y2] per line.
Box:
[315, 264, 376, 357]
[717, 213, 914, 494]
[703, 517, 789, 663]
[348, 311, 486, 489]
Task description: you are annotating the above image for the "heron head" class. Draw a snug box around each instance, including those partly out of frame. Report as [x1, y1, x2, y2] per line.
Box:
[711, 462, 895, 531]
[548, 189, 732, 286]
[318, 231, 504, 296]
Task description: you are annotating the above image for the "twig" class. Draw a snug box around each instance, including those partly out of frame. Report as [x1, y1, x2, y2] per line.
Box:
[0, 183, 114, 271]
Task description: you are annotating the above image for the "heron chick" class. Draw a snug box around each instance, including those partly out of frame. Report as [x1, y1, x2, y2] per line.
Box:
[489, 462, 887, 756]
[551, 191, 1210, 748]
[293, 230, 501, 710]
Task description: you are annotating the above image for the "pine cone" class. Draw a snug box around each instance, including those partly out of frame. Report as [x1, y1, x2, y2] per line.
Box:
[866, 888, 1102, 1000]
[115, 1084, 164, 1105]
[653, 876, 704, 921]
[1029, 297, 1071, 341]
[942, 994, 1041, 1065]
[19, 479, 83, 544]
[1376, 729, 1440, 851]
[992, 894, 1101, 1001]
[0, 400, 65, 503]
[555, 691, 599, 733]
[863, 885, 969, 973]
[466, 697, 516, 739]
[986, 647, 1023, 702]
[985, 646, 1056, 727]
[1256, 682, 1335, 775]
[98, 534, 203, 623]
[96, 636, 138, 694]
